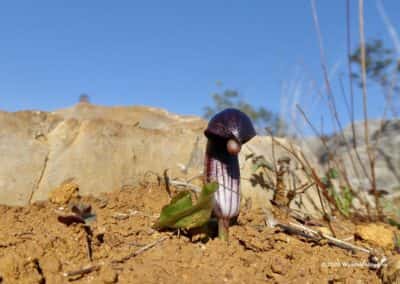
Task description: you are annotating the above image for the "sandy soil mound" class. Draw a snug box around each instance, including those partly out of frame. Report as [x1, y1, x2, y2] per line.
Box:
[0, 183, 393, 283]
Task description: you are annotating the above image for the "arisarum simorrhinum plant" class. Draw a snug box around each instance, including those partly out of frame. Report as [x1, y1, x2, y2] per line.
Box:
[204, 108, 256, 241]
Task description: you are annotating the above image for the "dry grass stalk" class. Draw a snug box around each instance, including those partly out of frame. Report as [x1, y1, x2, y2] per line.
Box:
[111, 235, 170, 265]
[358, 0, 381, 218]
[265, 129, 339, 236]
[346, 0, 358, 149]
[311, 0, 372, 190]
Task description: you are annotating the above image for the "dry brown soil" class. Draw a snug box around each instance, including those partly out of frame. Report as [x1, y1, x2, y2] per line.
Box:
[0, 184, 394, 283]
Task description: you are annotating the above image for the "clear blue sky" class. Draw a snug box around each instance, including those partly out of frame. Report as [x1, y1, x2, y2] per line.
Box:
[0, 1, 399, 133]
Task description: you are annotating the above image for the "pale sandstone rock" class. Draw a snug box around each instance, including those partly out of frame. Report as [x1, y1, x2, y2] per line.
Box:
[307, 119, 400, 192]
[0, 103, 321, 216]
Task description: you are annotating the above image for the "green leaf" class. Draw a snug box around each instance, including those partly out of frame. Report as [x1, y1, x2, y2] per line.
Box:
[320, 176, 329, 186]
[327, 168, 339, 179]
[154, 191, 193, 229]
[329, 186, 353, 217]
[153, 182, 218, 230]
[388, 218, 400, 230]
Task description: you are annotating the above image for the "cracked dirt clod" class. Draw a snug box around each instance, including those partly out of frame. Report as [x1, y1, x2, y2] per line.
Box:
[355, 224, 395, 249]
[49, 182, 80, 205]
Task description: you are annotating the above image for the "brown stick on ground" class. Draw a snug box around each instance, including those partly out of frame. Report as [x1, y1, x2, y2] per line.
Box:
[277, 221, 372, 254]
[63, 236, 170, 278]
[111, 235, 170, 265]
[63, 264, 101, 278]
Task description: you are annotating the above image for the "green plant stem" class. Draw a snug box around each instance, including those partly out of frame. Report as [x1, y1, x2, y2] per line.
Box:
[218, 218, 230, 241]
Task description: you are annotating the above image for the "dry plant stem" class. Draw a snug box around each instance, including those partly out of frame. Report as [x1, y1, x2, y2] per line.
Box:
[270, 133, 277, 176]
[310, 0, 339, 134]
[186, 173, 204, 183]
[346, 0, 358, 149]
[163, 169, 172, 198]
[267, 131, 325, 201]
[266, 130, 339, 235]
[168, 180, 201, 193]
[112, 209, 158, 220]
[296, 104, 365, 193]
[338, 76, 353, 137]
[296, 105, 336, 169]
[296, 105, 367, 213]
[265, 130, 309, 179]
[374, 70, 399, 149]
[273, 169, 287, 206]
[309, 168, 340, 214]
[338, 76, 368, 183]
[112, 235, 169, 264]
[63, 236, 170, 278]
[277, 221, 371, 254]
[315, 183, 336, 237]
[283, 130, 337, 215]
[311, 0, 372, 200]
[63, 264, 101, 277]
[265, 129, 338, 236]
[83, 226, 93, 262]
[157, 167, 202, 194]
[359, 0, 380, 218]
[292, 182, 315, 195]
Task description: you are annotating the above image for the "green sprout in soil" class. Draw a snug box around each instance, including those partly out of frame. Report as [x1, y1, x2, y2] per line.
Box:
[322, 168, 353, 217]
[153, 182, 218, 232]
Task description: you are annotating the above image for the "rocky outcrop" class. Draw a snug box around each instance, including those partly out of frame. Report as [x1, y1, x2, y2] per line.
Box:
[0, 103, 319, 215]
[0, 103, 206, 205]
[306, 119, 400, 192]
[0, 110, 61, 205]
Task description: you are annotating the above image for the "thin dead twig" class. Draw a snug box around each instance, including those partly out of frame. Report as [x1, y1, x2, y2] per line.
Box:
[111, 235, 170, 265]
[163, 169, 172, 198]
[186, 173, 203, 183]
[162, 169, 201, 194]
[311, 0, 369, 186]
[63, 264, 101, 278]
[265, 129, 337, 235]
[359, 0, 380, 218]
[168, 180, 201, 193]
[112, 210, 158, 220]
[277, 221, 371, 254]
[83, 226, 93, 262]
[63, 236, 170, 278]
[346, 0, 358, 149]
